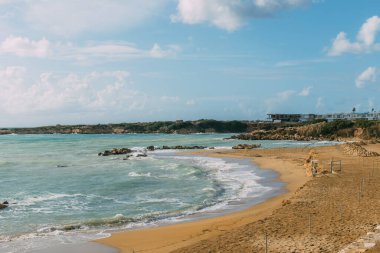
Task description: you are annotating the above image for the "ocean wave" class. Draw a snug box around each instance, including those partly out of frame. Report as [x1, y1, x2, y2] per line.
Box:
[15, 193, 82, 207]
[169, 155, 270, 202]
[0, 227, 111, 253]
[137, 197, 183, 205]
[211, 146, 232, 149]
[158, 162, 180, 170]
[0, 160, 13, 166]
[5, 193, 133, 217]
[128, 172, 151, 177]
[202, 187, 217, 192]
[0, 133, 18, 136]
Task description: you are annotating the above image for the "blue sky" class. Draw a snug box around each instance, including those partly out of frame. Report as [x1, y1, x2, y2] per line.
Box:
[0, 0, 379, 127]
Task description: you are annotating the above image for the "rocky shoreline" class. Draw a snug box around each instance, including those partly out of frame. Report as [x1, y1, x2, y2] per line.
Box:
[230, 131, 328, 141]
[97, 145, 209, 157]
[0, 120, 259, 135]
[4, 120, 380, 144]
[230, 121, 380, 142]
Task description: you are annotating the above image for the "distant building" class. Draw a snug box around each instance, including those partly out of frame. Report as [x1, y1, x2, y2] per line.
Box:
[266, 114, 303, 122]
[267, 112, 380, 122]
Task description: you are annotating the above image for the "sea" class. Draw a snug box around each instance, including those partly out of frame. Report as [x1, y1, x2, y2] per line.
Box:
[0, 133, 336, 253]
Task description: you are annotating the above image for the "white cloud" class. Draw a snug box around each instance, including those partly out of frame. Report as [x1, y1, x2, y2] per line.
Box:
[298, 86, 312, 96]
[275, 58, 330, 67]
[0, 35, 50, 57]
[355, 67, 378, 88]
[265, 86, 313, 111]
[278, 90, 296, 100]
[79, 43, 140, 56]
[328, 16, 380, 56]
[149, 44, 181, 58]
[171, 0, 313, 31]
[368, 98, 375, 111]
[0, 36, 181, 61]
[60, 42, 180, 63]
[316, 97, 324, 110]
[358, 16, 380, 46]
[25, 0, 169, 36]
[265, 90, 296, 111]
[0, 67, 147, 114]
[0, 0, 14, 5]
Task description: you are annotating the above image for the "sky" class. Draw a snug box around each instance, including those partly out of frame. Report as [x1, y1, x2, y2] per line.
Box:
[0, 0, 379, 127]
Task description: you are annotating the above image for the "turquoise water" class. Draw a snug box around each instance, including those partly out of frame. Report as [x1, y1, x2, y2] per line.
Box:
[0, 134, 335, 252]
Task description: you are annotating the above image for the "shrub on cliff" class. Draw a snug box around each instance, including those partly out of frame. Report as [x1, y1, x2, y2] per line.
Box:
[320, 120, 354, 136]
[196, 120, 248, 133]
[354, 119, 375, 129]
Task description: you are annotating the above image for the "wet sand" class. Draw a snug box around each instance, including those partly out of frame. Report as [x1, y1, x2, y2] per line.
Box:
[27, 242, 118, 253]
[97, 144, 380, 252]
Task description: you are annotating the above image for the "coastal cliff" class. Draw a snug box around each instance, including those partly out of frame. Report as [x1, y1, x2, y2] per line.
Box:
[1, 120, 294, 135]
[3, 119, 380, 142]
[231, 120, 380, 141]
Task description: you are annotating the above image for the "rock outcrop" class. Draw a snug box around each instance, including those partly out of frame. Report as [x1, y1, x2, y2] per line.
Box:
[341, 142, 380, 157]
[98, 148, 132, 156]
[98, 145, 208, 156]
[0, 201, 9, 209]
[231, 123, 328, 141]
[232, 144, 261, 149]
[146, 146, 155, 151]
[0, 130, 13, 135]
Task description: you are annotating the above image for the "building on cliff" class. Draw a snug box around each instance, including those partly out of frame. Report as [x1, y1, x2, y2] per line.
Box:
[267, 112, 380, 122]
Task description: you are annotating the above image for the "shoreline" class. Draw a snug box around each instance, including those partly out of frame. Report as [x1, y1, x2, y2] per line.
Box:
[96, 147, 310, 253]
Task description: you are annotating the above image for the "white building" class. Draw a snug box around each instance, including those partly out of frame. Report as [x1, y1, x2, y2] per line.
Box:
[267, 112, 380, 122]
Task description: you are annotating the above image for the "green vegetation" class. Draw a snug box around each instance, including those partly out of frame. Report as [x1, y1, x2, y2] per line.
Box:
[354, 119, 376, 129]
[196, 120, 248, 133]
[7, 119, 380, 140]
[8, 120, 251, 134]
[320, 120, 354, 135]
[308, 119, 327, 124]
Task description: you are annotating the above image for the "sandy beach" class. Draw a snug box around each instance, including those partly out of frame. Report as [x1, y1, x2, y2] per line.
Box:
[97, 143, 380, 252]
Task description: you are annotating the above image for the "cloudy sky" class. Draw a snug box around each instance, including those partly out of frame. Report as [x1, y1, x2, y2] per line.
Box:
[0, 0, 379, 127]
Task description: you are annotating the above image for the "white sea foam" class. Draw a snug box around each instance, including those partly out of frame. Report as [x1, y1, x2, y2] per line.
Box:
[137, 197, 183, 205]
[211, 146, 232, 149]
[0, 229, 110, 253]
[202, 187, 217, 192]
[17, 193, 80, 206]
[191, 156, 269, 200]
[155, 154, 272, 216]
[128, 172, 151, 177]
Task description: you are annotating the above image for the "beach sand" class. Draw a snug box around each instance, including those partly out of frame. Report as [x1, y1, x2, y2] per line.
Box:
[97, 144, 380, 253]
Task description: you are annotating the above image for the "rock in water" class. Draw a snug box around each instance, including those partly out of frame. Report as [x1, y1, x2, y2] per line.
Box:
[63, 224, 81, 231]
[98, 148, 132, 156]
[232, 144, 261, 149]
[0, 203, 8, 209]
